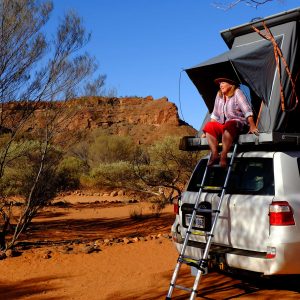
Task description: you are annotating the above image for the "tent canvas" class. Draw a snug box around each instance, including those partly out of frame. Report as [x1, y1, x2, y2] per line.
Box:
[186, 8, 300, 135]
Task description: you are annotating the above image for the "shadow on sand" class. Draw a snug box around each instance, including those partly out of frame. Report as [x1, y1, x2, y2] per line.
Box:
[105, 268, 300, 300]
[20, 212, 174, 243]
[0, 275, 69, 300]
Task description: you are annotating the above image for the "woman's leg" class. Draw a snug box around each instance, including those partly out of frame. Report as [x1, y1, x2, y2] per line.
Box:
[203, 121, 223, 165]
[206, 133, 220, 165]
[220, 121, 240, 168]
[220, 130, 233, 168]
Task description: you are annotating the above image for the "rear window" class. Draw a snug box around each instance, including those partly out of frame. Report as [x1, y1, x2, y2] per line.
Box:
[187, 157, 274, 195]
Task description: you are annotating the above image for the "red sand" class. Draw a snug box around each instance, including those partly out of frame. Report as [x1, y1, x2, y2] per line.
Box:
[0, 195, 299, 299]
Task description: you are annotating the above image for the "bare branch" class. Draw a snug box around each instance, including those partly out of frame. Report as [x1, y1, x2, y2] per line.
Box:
[0, 0, 106, 249]
[213, 0, 278, 10]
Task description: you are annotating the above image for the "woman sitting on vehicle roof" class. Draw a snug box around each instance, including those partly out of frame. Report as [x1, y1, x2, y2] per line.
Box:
[203, 77, 259, 168]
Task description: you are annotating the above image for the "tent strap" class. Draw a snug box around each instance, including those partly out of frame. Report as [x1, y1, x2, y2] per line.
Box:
[251, 21, 299, 112]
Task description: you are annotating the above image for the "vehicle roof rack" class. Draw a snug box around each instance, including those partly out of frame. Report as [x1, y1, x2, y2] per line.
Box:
[179, 132, 300, 151]
[221, 7, 300, 48]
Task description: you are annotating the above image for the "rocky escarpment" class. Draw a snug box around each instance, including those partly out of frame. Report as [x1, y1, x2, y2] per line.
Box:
[4, 96, 197, 144]
[64, 95, 196, 143]
[71, 96, 180, 127]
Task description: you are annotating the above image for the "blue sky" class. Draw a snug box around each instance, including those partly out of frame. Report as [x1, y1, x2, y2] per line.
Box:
[51, 0, 300, 130]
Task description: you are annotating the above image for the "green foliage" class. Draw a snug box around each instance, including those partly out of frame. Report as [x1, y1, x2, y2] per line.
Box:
[90, 161, 133, 189]
[56, 156, 86, 190]
[148, 136, 204, 184]
[88, 131, 135, 165]
[0, 139, 41, 196]
[0, 134, 204, 202]
[133, 136, 204, 190]
[0, 138, 87, 201]
[0, 139, 63, 202]
[82, 135, 205, 207]
[70, 130, 136, 173]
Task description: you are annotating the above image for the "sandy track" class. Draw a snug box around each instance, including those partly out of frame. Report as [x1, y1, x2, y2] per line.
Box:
[0, 198, 299, 299]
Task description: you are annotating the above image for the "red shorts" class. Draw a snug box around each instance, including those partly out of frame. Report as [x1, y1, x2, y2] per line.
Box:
[203, 120, 243, 140]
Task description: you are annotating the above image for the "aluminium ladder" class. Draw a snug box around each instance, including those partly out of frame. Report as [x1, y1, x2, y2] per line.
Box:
[166, 143, 238, 300]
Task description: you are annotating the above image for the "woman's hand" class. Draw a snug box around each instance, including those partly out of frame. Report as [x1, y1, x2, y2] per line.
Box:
[247, 116, 259, 135]
[249, 124, 259, 135]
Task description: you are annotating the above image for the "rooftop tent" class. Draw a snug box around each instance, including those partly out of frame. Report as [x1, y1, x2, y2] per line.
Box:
[185, 38, 279, 113]
[186, 8, 300, 134]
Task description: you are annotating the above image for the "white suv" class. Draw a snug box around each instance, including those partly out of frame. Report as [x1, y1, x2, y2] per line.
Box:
[171, 7, 300, 277]
[171, 148, 300, 275]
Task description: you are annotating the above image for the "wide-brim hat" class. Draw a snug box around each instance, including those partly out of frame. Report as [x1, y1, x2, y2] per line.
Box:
[214, 77, 239, 86]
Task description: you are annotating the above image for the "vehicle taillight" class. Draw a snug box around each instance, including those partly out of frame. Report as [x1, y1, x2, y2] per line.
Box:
[269, 201, 295, 226]
[174, 203, 179, 215]
[266, 246, 276, 259]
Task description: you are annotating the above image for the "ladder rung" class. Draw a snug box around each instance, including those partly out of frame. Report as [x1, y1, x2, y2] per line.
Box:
[195, 208, 213, 213]
[191, 230, 206, 236]
[181, 257, 199, 264]
[175, 284, 193, 293]
[182, 255, 199, 261]
[202, 186, 223, 191]
[181, 257, 200, 269]
[208, 164, 223, 168]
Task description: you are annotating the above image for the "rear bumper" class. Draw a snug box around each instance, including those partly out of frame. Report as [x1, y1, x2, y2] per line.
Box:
[171, 229, 300, 275]
[226, 241, 300, 275]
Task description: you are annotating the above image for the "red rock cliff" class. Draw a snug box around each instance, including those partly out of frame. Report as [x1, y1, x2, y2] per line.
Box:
[4, 96, 197, 144]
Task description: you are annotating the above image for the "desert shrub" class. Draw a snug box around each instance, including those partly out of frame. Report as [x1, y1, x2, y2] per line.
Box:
[89, 161, 134, 189]
[129, 205, 144, 220]
[5, 143, 62, 202]
[88, 133, 135, 165]
[147, 136, 204, 184]
[85, 135, 205, 209]
[56, 156, 86, 190]
[0, 138, 91, 202]
[70, 131, 136, 173]
[0, 167, 24, 197]
[132, 136, 205, 198]
[0, 140, 58, 198]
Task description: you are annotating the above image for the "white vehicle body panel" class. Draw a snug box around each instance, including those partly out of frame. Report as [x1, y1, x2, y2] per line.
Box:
[172, 151, 300, 275]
